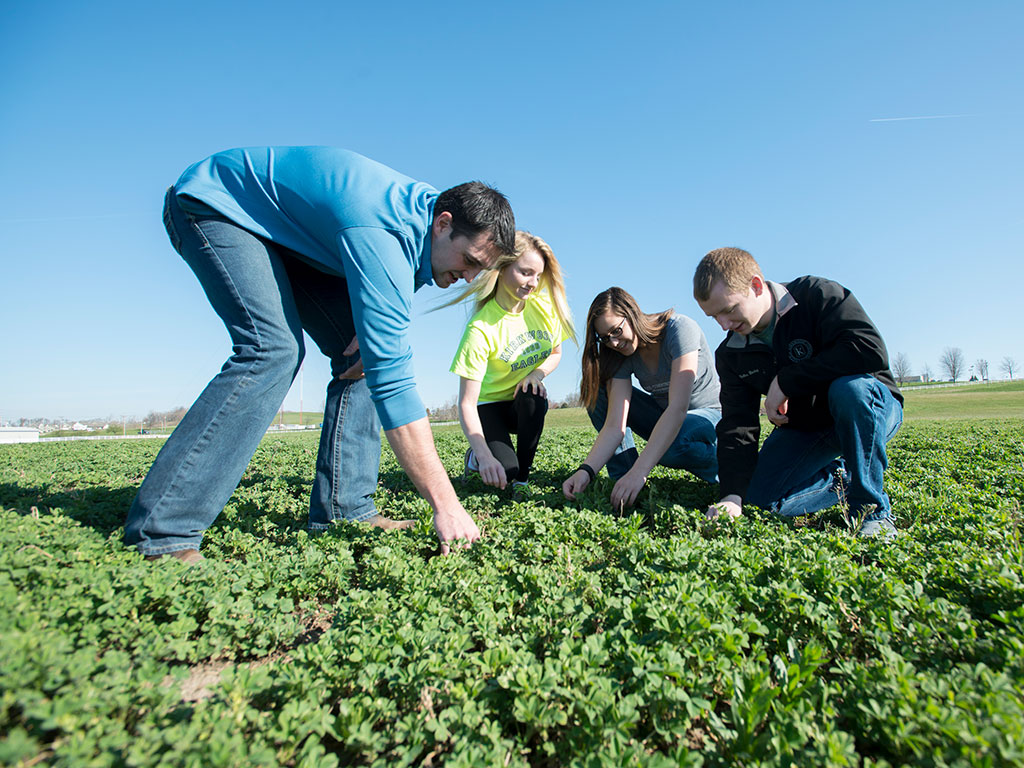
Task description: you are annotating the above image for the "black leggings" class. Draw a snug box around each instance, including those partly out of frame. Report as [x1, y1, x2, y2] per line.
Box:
[476, 390, 549, 482]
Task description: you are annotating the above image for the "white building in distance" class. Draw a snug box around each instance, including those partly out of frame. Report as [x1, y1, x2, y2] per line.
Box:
[0, 427, 41, 444]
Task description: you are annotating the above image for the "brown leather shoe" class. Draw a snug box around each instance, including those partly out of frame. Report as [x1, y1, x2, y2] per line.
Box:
[145, 548, 204, 564]
[364, 514, 416, 531]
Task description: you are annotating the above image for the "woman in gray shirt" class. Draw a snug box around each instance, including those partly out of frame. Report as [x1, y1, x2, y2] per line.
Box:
[563, 287, 721, 509]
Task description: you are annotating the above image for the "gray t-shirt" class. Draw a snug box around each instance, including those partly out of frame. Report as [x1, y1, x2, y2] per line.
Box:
[612, 314, 721, 411]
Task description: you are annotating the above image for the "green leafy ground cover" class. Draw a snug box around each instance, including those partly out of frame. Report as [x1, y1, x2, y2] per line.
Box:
[1, 419, 1023, 767]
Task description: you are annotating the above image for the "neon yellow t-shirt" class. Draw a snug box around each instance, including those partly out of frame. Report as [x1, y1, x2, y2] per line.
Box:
[450, 290, 568, 403]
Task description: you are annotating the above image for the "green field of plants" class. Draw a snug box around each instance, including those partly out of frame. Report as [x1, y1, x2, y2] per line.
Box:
[2, 408, 1023, 765]
[899, 381, 1024, 421]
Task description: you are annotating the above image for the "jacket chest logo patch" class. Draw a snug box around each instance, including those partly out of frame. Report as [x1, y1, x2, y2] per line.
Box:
[788, 339, 813, 361]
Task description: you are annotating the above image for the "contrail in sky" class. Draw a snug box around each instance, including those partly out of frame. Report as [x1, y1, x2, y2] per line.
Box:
[869, 114, 974, 122]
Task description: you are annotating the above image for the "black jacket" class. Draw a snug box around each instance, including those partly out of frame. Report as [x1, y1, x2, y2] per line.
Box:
[715, 276, 903, 500]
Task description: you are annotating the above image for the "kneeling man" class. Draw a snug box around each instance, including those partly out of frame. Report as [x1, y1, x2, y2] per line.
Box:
[693, 248, 903, 538]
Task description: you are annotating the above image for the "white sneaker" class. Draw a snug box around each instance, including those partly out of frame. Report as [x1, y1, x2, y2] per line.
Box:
[857, 516, 898, 540]
[852, 505, 898, 540]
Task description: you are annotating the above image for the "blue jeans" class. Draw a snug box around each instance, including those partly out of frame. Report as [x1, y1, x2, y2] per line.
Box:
[285, 258, 381, 530]
[745, 375, 903, 521]
[123, 190, 379, 556]
[588, 386, 721, 483]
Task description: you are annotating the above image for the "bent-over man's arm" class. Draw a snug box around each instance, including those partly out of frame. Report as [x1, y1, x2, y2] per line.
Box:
[707, 344, 763, 518]
[386, 417, 481, 554]
[338, 226, 481, 550]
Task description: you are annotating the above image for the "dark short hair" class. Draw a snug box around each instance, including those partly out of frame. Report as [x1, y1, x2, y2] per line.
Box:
[435, 181, 515, 256]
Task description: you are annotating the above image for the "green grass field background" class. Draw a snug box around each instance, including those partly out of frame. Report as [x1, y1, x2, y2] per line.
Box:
[245, 380, 1024, 432]
[1, 384, 1022, 766]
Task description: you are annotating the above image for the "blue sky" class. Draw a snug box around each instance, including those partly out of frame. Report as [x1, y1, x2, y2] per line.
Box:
[2, 1, 1021, 422]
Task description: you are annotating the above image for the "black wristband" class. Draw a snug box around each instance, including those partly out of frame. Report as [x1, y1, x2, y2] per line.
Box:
[578, 463, 596, 482]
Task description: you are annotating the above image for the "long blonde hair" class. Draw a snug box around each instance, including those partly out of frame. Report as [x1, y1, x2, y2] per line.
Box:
[445, 230, 576, 342]
[580, 287, 673, 410]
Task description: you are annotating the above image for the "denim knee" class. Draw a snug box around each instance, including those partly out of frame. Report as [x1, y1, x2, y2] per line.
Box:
[828, 375, 883, 421]
[240, 330, 304, 386]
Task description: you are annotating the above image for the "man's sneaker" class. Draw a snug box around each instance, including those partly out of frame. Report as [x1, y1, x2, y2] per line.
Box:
[856, 514, 898, 541]
[511, 480, 529, 498]
[145, 548, 204, 565]
[460, 448, 479, 483]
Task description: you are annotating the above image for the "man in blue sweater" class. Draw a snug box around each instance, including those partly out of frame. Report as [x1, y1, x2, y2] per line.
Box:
[124, 147, 515, 562]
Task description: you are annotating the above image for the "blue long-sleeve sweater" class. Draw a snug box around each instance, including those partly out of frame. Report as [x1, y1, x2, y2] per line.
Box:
[174, 146, 437, 430]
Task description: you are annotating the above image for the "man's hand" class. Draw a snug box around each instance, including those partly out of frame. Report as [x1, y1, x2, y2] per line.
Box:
[477, 453, 508, 489]
[385, 417, 482, 555]
[610, 468, 646, 510]
[337, 336, 364, 380]
[514, 370, 546, 398]
[765, 376, 789, 426]
[433, 505, 482, 555]
[562, 469, 591, 500]
[705, 496, 743, 520]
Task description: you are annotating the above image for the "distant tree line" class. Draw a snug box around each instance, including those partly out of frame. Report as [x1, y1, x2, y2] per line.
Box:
[143, 406, 188, 428]
[427, 391, 584, 422]
[889, 348, 1018, 385]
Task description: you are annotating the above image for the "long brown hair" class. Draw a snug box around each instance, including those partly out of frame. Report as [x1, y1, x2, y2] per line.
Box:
[580, 287, 673, 410]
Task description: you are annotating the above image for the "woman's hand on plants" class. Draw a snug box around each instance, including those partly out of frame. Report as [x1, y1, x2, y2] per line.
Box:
[478, 454, 508, 489]
[562, 470, 591, 500]
[610, 469, 646, 510]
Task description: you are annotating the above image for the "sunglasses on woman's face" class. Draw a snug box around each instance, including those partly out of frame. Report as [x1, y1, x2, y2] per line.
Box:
[595, 316, 626, 344]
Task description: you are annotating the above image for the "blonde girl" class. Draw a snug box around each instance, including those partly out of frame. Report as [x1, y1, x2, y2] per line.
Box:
[449, 231, 575, 491]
